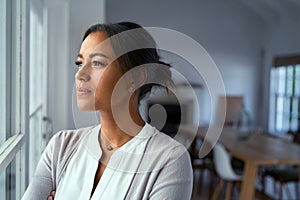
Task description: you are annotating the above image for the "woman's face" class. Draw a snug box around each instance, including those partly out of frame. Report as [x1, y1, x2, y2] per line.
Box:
[75, 31, 124, 111]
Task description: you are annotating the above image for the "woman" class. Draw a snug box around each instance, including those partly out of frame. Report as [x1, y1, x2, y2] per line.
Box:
[22, 22, 193, 200]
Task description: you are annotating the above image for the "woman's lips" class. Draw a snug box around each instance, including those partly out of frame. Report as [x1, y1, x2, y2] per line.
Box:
[76, 88, 92, 96]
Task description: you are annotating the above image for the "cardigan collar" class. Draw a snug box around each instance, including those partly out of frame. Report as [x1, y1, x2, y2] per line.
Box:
[84, 123, 157, 161]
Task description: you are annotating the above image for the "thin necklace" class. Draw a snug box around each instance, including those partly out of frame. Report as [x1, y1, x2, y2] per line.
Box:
[100, 129, 127, 151]
[106, 145, 114, 151]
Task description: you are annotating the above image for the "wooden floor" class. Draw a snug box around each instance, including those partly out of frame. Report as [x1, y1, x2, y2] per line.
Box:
[191, 168, 299, 200]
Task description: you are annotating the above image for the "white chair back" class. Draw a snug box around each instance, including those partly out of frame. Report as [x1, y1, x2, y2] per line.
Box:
[213, 143, 243, 181]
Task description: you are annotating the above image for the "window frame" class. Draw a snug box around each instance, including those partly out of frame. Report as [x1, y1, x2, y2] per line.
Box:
[0, 0, 30, 198]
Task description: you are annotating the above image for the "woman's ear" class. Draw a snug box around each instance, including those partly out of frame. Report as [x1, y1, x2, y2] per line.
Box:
[133, 68, 147, 88]
[127, 67, 147, 93]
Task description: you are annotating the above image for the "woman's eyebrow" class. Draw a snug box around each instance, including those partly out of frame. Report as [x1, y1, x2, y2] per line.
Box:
[89, 53, 109, 59]
[76, 53, 109, 59]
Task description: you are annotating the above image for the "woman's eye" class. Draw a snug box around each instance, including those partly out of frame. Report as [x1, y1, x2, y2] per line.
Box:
[92, 61, 107, 67]
[75, 61, 83, 67]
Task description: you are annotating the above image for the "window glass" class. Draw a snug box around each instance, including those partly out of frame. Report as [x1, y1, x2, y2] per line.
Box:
[10, 0, 22, 136]
[277, 67, 286, 95]
[0, 0, 8, 197]
[0, 0, 7, 147]
[0, 154, 17, 200]
[271, 64, 300, 134]
[0, 0, 25, 199]
[0, 172, 4, 200]
[286, 65, 294, 96]
[5, 157, 16, 200]
[295, 65, 300, 96]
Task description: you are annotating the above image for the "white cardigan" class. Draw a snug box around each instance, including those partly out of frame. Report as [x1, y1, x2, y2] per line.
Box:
[22, 123, 193, 200]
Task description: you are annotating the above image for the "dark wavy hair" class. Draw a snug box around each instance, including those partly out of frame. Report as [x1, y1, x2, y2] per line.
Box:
[82, 22, 173, 103]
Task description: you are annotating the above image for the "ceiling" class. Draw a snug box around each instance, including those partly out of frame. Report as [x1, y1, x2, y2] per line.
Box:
[237, 0, 300, 24]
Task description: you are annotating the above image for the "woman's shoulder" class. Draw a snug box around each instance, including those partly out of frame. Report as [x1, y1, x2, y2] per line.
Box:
[145, 125, 186, 148]
[47, 125, 98, 156]
[135, 124, 192, 176]
[52, 125, 97, 142]
[144, 124, 190, 160]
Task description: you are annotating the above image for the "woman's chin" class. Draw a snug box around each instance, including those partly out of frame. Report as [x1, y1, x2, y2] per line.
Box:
[77, 103, 96, 111]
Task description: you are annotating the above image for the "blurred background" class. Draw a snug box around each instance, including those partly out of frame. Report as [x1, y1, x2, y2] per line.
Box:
[0, 0, 299, 199]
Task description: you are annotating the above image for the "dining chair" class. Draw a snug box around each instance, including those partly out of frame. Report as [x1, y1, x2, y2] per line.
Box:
[261, 166, 299, 199]
[211, 143, 243, 200]
[189, 135, 215, 197]
[261, 132, 300, 199]
[192, 151, 215, 197]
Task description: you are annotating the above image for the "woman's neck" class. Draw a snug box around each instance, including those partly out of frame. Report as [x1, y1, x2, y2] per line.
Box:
[98, 108, 144, 148]
[98, 90, 145, 148]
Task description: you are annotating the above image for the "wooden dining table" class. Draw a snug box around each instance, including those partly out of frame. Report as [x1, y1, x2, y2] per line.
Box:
[196, 126, 300, 200]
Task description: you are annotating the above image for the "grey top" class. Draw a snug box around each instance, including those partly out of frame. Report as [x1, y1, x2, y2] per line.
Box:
[21, 123, 193, 200]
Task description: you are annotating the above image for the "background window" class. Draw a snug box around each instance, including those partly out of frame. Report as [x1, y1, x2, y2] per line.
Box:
[269, 55, 300, 136]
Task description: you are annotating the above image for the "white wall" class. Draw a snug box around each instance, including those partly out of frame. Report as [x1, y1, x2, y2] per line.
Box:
[46, 0, 69, 133]
[106, 0, 265, 125]
[67, 0, 106, 129]
[46, 0, 105, 132]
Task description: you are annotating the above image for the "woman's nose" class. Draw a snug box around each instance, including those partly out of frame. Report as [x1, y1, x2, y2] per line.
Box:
[75, 63, 91, 82]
